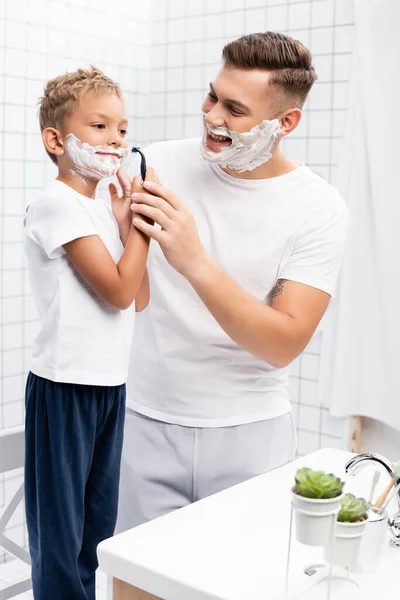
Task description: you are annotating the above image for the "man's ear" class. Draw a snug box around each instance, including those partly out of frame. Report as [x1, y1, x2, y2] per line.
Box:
[42, 127, 64, 160]
[277, 108, 302, 138]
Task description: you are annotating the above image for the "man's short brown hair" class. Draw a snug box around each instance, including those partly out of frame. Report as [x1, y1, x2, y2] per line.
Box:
[222, 32, 317, 112]
[38, 66, 123, 164]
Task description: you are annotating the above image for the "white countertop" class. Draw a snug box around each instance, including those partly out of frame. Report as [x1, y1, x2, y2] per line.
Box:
[98, 449, 399, 599]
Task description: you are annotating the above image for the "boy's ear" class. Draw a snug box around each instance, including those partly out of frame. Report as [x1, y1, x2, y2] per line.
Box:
[42, 127, 64, 160]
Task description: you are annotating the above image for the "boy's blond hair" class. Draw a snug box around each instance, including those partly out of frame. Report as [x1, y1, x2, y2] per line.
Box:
[38, 66, 123, 164]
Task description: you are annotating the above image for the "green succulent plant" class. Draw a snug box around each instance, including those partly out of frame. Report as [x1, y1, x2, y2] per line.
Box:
[294, 467, 345, 499]
[337, 493, 369, 523]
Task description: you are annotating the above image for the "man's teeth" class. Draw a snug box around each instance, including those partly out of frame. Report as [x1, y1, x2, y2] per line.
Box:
[208, 130, 231, 143]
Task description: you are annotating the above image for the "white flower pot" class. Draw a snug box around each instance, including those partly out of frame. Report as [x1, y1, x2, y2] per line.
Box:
[323, 519, 368, 570]
[291, 489, 344, 547]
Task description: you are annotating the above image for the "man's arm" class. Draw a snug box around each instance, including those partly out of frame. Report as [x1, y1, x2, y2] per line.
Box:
[129, 181, 332, 367]
[185, 263, 330, 368]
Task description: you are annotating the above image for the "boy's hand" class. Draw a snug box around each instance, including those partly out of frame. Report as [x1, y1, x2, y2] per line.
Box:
[110, 167, 160, 243]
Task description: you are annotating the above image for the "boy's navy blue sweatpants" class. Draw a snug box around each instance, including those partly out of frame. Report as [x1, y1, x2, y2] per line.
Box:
[24, 373, 126, 600]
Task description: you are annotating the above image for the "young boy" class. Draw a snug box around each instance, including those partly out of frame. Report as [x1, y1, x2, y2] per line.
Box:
[24, 67, 151, 600]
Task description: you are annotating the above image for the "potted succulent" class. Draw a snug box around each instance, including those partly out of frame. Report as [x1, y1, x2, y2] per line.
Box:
[323, 493, 369, 569]
[291, 468, 345, 546]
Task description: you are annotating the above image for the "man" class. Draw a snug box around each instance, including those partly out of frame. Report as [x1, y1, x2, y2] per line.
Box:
[113, 32, 348, 599]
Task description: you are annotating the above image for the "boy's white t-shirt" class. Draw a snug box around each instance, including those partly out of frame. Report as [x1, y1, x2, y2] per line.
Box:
[124, 137, 348, 427]
[25, 180, 135, 386]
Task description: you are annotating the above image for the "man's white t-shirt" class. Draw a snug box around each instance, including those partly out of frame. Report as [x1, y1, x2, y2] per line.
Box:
[126, 138, 348, 427]
[25, 180, 135, 386]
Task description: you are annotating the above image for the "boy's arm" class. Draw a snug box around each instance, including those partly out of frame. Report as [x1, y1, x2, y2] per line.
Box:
[64, 221, 149, 310]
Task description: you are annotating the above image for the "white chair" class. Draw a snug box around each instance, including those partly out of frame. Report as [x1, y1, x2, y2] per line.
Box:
[0, 425, 32, 599]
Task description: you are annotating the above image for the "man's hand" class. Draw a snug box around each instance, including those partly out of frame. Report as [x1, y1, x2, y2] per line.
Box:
[130, 181, 208, 277]
[110, 167, 160, 245]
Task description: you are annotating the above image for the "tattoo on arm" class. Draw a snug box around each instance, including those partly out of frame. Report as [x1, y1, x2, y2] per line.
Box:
[271, 279, 288, 298]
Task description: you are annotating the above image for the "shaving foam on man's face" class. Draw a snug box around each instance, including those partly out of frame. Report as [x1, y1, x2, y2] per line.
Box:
[65, 133, 129, 180]
[201, 118, 280, 173]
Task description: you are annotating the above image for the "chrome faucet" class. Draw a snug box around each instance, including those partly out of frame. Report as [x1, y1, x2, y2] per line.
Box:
[345, 452, 400, 548]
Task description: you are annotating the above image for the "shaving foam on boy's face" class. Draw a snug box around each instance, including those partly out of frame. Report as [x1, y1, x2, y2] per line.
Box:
[201, 118, 281, 173]
[65, 133, 129, 180]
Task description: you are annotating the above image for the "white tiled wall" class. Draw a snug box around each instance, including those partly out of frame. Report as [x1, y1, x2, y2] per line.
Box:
[0, 0, 151, 564]
[0, 0, 355, 570]
[147, 0, 354, 457]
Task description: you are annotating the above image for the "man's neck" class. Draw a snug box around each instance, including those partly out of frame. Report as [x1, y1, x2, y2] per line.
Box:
[223, 148, 299, 181]
[56, 169, 98, 199]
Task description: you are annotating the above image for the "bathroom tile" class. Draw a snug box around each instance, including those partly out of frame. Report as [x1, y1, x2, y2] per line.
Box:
[332, 109, 346, 138]
[308, 82, 332, 110]
[321, 411, 346, 438]
[321, 434, 345, 451]
[308, 109, 332, 137]
[2, 271, 24, 297]
[305, 332, 322, 354]
[3, 296, 23, 324]
[267, 6, 288, 32]
[333, 53, 352, 81]
[169, 18, 185, 43]
[153, 0, 168, 19]
[311, 0, 334, 27]
[5, 76, 26, 106]
[225, 11, 245, 38]
[153, 19, 167, 44]
[290, 357, 301, 378]
[3, 242, 24, 269]
[168, 0, 186, 19]
[187, 16, 204, 40]
[150, 68, 166, 92]
[26, 24, 47, 53]
[184, 90, 204, 115]
[334, 25, 354, 53]
[3, 401, 24, 429]
[299, 404, 321, 433]
[332, 81, 348, 109]
[184, 115, 202, 138]
[186, 40, 204, 65]
[3, 105, 25, 133]
[335, 0, 354, 26]
[205, 39, 224, 65]
[312, 54, 333, 82]
[5, 133, 25, 162]
[300, 353, 320, 381]
[167, 91, 184, 116]
[288, 2, 311, 30]
[26, 79, 46, 110]
[3, 349, 24, 377]
[310, 26, 334, 54]
[206, 0, 225, 14]
[185, 65, 205, 90]
[166, 67, 184, 91]
[288, 29, 310, 48]
[147, 117, 165, 141]
[3, 375, 24, 403]
[6, 0, 28, 20]
[246, 0, 264, 8]
[166, 116, 184, 140]
[5, 20, 27, 50]
[204, 14, 224, 39]
[25, 162, 46, 188]
[299, 378, 320, 407]
[288, 376, 300, 404]
[297, 429, 321, 455]
[227, 0, 244, 10]
[245, 9, 266, 34]
[283, 138, 307, 164]
[149, 92, 165, 117]
[167, 43, 185, 67]
[308, 138, 331, 165]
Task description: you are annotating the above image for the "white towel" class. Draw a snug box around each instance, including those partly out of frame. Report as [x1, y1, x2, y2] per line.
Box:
[320, 0, 400, 432]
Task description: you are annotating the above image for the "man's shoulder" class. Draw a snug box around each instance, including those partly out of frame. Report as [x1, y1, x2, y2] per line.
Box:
[300, 166, 348, 216]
